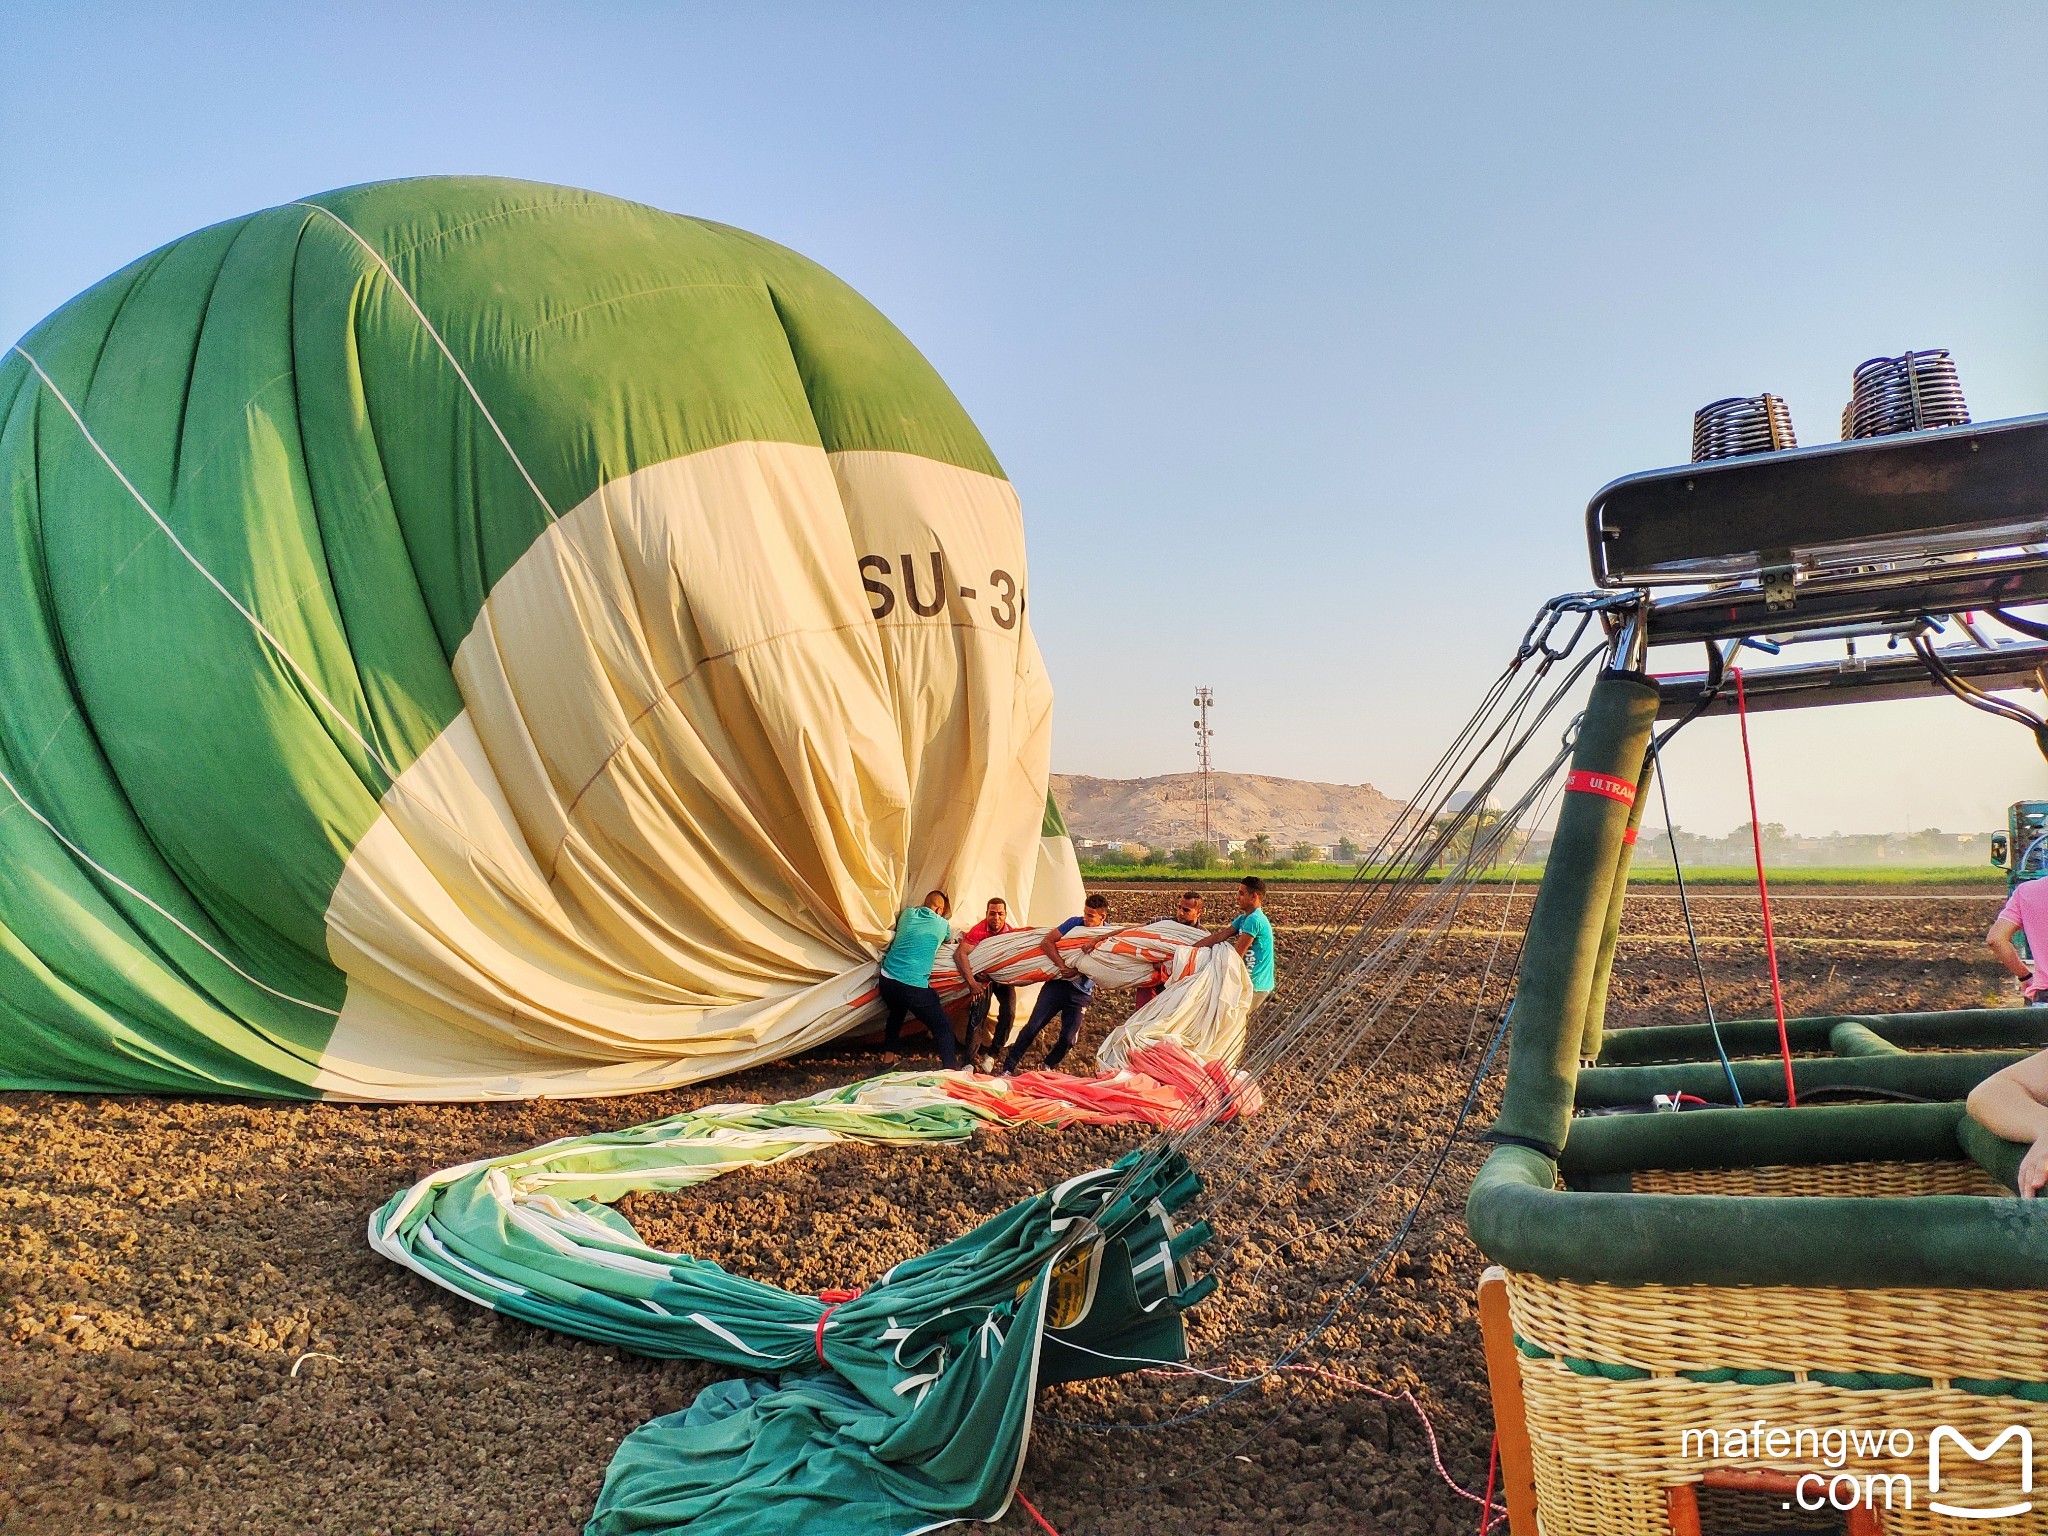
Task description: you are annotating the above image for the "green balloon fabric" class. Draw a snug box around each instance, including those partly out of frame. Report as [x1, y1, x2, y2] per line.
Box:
[372, 1074, 990, 1359]
[587, 1159, 1210, 1536]
[370, 1080, 1212, 1534]
[0, 176, 1074, 1102]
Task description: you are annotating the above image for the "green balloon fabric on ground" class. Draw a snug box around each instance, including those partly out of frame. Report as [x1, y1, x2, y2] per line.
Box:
[372, 1074, 990, 1360]
[588, 1161, 1209, 1536]
[371, 1075, 1216, 1534]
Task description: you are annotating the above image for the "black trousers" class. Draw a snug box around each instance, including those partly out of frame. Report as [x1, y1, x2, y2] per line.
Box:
[1001, 979, 1087, 1073]
[965, 983, 1017, 1056]
[878, 975, 959, 1069]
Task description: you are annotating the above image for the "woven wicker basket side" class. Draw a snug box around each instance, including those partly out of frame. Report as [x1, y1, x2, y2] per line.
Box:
[1505, 1273, 2048, 1536]
[1630, 1160, 2009, 1198]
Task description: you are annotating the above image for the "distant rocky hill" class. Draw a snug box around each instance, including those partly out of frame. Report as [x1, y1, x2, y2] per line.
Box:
[1050, 772, 1405, 851]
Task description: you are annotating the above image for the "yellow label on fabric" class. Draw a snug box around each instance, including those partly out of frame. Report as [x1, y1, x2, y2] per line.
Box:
[1023, 1245, 1100, 1330]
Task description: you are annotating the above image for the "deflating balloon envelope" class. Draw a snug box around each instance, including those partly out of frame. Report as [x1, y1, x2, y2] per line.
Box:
[0, 176, 1076, 1101]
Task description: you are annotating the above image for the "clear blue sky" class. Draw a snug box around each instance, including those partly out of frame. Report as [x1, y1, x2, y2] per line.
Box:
[7, 3, 2046, 837]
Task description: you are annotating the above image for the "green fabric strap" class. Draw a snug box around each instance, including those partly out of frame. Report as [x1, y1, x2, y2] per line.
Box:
[1491, 671, 1662, 1156]
[1576, 1050, 2026, 1110]
[1580, 752, 1652, 1063]
[1513, 1330, 2048, 1396]
[1557, 1101, 1970, 1178]
[1958, 1113, 2029, 1193]
[1828, 1021, 1906, 1057]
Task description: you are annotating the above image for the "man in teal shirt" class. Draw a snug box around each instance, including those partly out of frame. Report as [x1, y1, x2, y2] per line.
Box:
[878, 890, 960, 1068]
[1195, 876, 1276, 1008]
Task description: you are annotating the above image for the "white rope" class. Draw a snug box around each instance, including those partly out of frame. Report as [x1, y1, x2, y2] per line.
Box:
[9, 344, 402, 786]
[0, 758, 340, 1017]
[288, 201, 560, 523]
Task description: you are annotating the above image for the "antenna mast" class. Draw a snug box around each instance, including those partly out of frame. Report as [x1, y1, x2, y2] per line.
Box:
[1192, 687, 1215, 846]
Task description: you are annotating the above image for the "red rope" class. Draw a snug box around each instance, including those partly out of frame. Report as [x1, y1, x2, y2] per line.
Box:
[1276, 1364, 1502, 1514]
[1126, 1359, 1505, 1518]
[813, 1288, 861, 1363]
[1015, 1491, 1061, 1535]
[1733, 667, 1797, 1107]
[1478, 1433, 1500, 1534]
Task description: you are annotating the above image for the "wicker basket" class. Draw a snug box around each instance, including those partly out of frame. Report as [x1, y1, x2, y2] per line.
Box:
[1630, 1160, 2009, 1199]
[1504, 1272, 2048, 1535]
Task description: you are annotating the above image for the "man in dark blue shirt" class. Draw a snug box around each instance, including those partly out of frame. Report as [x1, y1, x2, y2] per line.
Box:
[999, 893, 1113, 1075]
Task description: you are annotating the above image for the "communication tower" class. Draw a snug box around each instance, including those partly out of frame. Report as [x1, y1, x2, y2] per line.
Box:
[1192, 688, 1215, 845]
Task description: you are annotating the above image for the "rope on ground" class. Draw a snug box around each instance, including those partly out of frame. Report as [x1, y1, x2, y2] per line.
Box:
[1014, 1492, 1061, 1535]
[1043, 1355, 1506, 1520]
[1280, 1364, 1505, 1520]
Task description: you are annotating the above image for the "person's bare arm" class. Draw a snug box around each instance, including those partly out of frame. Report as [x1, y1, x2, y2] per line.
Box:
[1988, 915, 2033, 987]
[1967, 1046, 2048, 1197]
[1039, 927, 1076, 976]
[955, 938, 982, 992]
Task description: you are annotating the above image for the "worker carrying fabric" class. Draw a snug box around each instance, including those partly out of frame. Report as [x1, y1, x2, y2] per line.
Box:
[1195, 875, 1276, 1009]
[956, 896, 1017, 1072]
[998, 893, 1115, 1075]
[1131, 890, 1205, 1011]
[1987, 882, 2048, 1005]
[878, 890, 960, 1070]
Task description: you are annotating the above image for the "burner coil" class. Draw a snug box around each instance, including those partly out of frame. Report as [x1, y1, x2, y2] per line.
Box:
[1691, 394, 1798, 462]
[1841, 349, 1969, 439]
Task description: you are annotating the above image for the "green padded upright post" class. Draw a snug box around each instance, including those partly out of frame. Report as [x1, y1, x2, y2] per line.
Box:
[1579, 752, 1651, 1063]
[1490, 669, 1662, 1157]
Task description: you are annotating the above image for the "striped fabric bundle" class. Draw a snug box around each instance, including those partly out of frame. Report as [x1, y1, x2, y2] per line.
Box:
[897, 919, 1254, 1071]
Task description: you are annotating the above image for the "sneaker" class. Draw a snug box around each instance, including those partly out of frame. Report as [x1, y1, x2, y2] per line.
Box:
[975, 1055, 996, 1074]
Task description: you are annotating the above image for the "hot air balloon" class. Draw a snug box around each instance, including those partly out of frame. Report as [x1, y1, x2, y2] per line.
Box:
[0, 176, 1082, 1100]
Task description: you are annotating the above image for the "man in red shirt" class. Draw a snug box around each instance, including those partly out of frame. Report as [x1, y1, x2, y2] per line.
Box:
[957, 896, 1017, 1071]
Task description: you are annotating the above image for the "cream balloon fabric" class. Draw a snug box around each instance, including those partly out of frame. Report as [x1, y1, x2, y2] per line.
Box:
[318, 445, 1056, 1099]
[1083, 923, 1254, 1069]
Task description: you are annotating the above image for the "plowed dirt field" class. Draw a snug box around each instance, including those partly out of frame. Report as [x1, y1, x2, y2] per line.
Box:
[0, 880, 2011, 1536]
